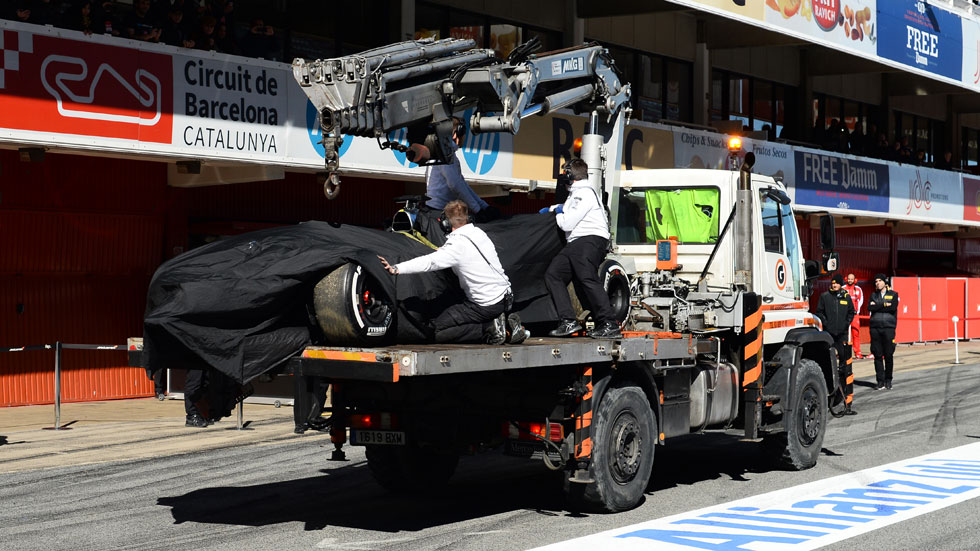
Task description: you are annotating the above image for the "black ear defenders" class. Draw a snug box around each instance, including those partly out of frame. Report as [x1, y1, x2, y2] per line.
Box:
[437, 211, 475, 234]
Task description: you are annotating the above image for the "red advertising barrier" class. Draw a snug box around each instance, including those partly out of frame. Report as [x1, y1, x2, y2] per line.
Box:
[968, 279, 980, 339]
[890, 277, 920, 344]
[919, 278, 948, 342]
[947, 278, 967, 340]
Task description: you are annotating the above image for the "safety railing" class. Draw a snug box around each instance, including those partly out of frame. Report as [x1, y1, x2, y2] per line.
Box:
[0, 342, 250, 430]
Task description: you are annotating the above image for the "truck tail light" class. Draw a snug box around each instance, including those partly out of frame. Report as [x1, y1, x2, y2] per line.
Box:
[350, 412, 398, 430]
[502, 421, 564, 442]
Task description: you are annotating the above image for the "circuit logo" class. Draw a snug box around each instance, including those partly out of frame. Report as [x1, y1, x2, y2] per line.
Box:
[460, 108, 499, 175]
[41, 55, 162, 125]
[306, 100, 351, 158]
[0, 28, 173, 143]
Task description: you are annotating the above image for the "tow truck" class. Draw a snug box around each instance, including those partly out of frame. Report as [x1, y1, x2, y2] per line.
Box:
[138, 38, 844, 513]
[280, 38, 844, 512]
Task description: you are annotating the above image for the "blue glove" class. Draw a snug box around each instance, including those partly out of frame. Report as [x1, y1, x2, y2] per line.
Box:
[538, 207, 550, 214]
[554, 205, 563, 214]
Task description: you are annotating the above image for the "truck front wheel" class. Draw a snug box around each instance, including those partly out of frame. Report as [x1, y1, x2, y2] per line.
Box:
[763, 358, 827, 470]
[564, 386, 655, 513]
[365, 444, 459, 494]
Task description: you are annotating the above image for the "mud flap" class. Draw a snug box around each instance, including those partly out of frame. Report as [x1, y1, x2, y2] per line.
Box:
[741, 293, 763, 439]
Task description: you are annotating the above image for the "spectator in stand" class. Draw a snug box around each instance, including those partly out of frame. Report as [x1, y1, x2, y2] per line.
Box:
[10, 1, 34, 23]
[863, 123, 879, 157]
[914, 149, 927, 166]
[898, 136, 913, 164]
[848, 125, 865, 156]
[161, 5, 194, 48]
[934, 150, 954, 171]
[97, 1, 122, 36]
[875, 132, 890, 159]
[215, 22, 239, 55]
[886, 139, 902, 162]
[209, 0, 235, 27]
[65, 1, 98, 35]
[30, 0, 62, 26]
[125, 0, 161, 42]
[193, 15, 218, 51]
[241, 18, 279, 59]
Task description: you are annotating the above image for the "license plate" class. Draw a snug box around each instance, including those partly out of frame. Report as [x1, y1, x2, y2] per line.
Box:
[350, 430, 405, 446]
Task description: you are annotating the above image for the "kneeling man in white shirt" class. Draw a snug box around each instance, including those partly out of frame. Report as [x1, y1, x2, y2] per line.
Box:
[379, 200, 528, 345]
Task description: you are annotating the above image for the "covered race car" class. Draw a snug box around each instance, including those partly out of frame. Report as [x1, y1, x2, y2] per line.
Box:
[142, 213, 579, 384]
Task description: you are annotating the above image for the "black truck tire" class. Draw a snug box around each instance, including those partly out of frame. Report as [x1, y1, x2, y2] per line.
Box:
[365, 444, 459, 494]
[313, 263, 393, 344]
[763, 358, 828, 470]
[568, 259, 631, 325]
[564, 386, 655, 513]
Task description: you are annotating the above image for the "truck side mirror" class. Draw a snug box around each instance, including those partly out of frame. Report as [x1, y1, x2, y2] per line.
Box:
[804, 259, 820, 281]
[765, 187, 790, 205]
[819, 215, 836, 251]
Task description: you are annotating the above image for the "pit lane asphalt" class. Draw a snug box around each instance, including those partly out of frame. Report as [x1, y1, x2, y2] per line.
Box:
[1, 341, 978, 551]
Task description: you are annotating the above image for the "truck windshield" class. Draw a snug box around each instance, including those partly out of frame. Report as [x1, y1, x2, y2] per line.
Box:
[616, 188, 720, 244]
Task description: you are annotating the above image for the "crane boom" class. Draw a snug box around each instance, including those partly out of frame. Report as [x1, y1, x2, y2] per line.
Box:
[292, 37, 631, 197]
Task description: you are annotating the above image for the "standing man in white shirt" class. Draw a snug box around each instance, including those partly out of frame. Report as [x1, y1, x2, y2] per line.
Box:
[378, 200, 527, 345]
[542, 158, 621, 339]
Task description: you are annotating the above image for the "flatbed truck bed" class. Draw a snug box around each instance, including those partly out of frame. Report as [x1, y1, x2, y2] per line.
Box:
[286, 333, 707, 381]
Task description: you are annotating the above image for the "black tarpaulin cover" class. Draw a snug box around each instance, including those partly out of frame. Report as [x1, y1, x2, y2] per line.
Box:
[142, 214, 565, 383]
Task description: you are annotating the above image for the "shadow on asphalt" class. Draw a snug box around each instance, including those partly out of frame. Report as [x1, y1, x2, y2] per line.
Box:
[157, 433, 787, 531]
[158, 452, 570, 531]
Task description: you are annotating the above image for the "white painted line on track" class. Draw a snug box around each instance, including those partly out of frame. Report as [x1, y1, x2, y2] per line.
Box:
[531, 441, 980, 551]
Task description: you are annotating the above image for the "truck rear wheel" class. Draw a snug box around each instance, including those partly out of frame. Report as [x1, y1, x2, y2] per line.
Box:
[313, 263, 393, 344]
[763, 358, 827, 470]
[564, 386, 655, 513]
[365, 444, 459, 494]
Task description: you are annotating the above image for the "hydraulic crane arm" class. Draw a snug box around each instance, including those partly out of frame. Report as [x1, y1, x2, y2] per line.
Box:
[292, 37, 631, 197]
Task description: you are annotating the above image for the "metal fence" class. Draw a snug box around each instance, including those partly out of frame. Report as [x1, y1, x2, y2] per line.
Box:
[0, 342, 251, 430]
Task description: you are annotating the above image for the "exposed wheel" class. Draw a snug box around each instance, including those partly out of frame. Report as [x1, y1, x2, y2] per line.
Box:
[313, 263, 393, 344]
[564, 386, 655, 513]
[763, 358, 827, 470]
[599, 260, 631, 324]
[568, 259, 631, 325]
[365, 444, 459, 494]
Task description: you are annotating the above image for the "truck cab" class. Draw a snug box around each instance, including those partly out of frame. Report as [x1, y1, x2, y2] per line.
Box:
[612, 168, 821, 341]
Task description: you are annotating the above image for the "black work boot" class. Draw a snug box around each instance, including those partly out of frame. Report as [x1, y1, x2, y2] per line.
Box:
[185, 414, 208, 428]
[549, 319, 582, 338]
[588, 320, 623, 339]
[844, 403, 857, 415]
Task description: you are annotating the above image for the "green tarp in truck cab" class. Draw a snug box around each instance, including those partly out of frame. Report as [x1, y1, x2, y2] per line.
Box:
[644, 188, 720, 243]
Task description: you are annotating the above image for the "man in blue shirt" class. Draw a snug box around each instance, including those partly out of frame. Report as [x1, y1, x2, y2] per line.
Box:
[425, 117, 490, 213]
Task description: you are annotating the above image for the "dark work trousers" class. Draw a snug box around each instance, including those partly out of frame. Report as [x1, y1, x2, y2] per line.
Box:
[184, 368, 206, 417]
[545, 235, 613, 322]
[152, 368, 166, 395]
[831, 332, 853, 406]
[870, 327, 896, 385]
[434, 296, 507, 343]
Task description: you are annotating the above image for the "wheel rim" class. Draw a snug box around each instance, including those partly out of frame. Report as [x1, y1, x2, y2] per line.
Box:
[356, 275, 391, 326]
[797, 384, 821, 446]
[609, 410, 643, 484]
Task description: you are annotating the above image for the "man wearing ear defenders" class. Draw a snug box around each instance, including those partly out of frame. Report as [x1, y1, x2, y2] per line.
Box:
[425, 117, 500, 223]
[379, 200, 529, 345]
[541, 158, 622, 339]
